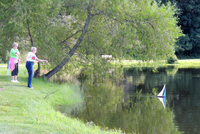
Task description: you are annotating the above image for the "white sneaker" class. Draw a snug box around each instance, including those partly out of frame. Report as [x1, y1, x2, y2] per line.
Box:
[15, 80, 20, 83]
[11, 80, 15, 82]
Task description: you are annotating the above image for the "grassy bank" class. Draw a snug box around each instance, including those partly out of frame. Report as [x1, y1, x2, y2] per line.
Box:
[0, 65, 122, 134]
[176, 59, 200, 68]
[112, 59, 200, 68]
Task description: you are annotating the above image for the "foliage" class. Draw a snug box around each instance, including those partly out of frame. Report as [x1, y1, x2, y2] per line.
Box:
[0, 0, 182, 78]
[72, 0, 182, 60]
[0, 0, 64, 63]
[175, 0, 200, 58]
[157, 0, 200, 58]
[167, 54, 178, 64]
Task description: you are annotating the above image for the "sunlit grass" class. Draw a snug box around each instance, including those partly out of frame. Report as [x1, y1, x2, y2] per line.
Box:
[111, 59, 200, 68]
[176, 59, 200, 68]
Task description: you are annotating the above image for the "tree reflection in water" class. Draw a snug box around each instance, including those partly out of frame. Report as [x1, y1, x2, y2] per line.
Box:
[58, 73, 181, 134]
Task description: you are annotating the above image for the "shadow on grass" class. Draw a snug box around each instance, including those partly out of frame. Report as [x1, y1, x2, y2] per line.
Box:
[0, 75, 27, 81]
[0, 75, 28, 89]
[1, 84, 27, 88]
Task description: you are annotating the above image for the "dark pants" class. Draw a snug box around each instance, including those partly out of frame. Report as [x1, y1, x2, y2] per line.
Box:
[11, 63, 18, 76]
[26, 61, 34, 88]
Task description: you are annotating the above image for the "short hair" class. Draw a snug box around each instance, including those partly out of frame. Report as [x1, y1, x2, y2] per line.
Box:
[12, 42, 18, 47]
[31, 47, 37, 52]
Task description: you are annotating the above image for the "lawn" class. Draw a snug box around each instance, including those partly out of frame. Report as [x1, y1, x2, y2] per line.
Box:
[0, 65, 122, 134]
[112, 59, 200, 68]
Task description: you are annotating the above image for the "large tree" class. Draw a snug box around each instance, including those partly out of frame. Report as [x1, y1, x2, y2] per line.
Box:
[0, 0, 182, 79]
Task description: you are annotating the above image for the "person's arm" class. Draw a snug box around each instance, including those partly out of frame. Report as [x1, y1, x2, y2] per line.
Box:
[15, 50, 20, 56]
[15, 52, 20, 55]
[15, 52, 20, 56]
[35, 59, 48, 62]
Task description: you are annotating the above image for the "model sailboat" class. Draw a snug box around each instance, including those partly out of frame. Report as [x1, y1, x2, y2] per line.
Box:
[157, 84, 166, 97]
[156, 84, 166, 108]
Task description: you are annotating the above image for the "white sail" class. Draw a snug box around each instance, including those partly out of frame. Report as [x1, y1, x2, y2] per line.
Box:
[157, 84, 166, 97]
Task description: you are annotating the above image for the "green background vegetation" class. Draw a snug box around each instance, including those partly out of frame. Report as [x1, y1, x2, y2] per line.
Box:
[156, 0, 200, 59]
[0, 0, 182, 79]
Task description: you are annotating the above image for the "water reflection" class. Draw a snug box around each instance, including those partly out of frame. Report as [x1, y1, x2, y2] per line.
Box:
[157, 96, 166, 108]
[58, 67, 200, 134]
[58, 72, 180, 133]
[124, 67, 200, 134]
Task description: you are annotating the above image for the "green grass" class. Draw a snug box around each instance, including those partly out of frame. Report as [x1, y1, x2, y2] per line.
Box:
[112, 59, 200, 68]
[176, 59, 200, 68]
[0, 65, 122, 134]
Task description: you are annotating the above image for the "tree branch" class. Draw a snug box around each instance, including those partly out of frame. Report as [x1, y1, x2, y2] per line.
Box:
[43, 89, 60, 99]
[60, 30, 82, 44]
[27, 19, 34, 46]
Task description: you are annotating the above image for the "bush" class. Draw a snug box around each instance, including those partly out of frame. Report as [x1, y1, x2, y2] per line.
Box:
[167, 55, 178, 64]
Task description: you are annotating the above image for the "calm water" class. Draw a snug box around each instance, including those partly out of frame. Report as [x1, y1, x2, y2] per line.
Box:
[59, 67, 200, 134]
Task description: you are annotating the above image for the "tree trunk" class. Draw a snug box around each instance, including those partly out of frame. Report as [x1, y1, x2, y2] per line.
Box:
[34, 62, 40, 78]
[44, 13, 91, 79]
[27, 19, 34, 47]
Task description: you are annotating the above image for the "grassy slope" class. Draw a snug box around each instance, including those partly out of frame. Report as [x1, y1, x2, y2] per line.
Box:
[0, 64, 122, 134]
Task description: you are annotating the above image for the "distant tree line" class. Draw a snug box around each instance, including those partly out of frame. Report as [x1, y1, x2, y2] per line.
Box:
[157, 0, 200, 58]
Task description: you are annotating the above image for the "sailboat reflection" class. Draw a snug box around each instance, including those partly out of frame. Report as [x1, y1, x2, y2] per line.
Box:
[156, 84, 166, 108]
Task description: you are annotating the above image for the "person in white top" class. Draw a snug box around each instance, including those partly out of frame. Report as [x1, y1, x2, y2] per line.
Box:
[26, 47, 48, 89]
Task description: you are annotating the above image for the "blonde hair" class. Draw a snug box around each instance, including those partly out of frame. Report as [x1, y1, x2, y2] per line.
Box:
[12, 42, 18, 47]
[31, 47, 37, 52]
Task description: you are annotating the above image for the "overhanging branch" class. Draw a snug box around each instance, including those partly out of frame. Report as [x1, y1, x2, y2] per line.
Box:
[60, 30, 82, 44]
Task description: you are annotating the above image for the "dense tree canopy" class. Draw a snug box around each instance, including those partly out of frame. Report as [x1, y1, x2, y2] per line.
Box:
[0, 0, 182, 79]
[157, 0, 200, 58]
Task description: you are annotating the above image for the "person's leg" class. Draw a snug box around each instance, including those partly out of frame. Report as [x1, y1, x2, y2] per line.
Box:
[11, 63, 17, 82]
[26, 62, 31, 87]
[14, 76, 18, 82]
[11, 76, 14, 81]
[26, 62, 34, 88]
[14, 63, 19, 82]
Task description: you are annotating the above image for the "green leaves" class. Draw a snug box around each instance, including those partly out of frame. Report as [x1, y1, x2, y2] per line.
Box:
[0, 0, 182, 76]
[104, 0, 182, 61]
[159, 0, 200, 58]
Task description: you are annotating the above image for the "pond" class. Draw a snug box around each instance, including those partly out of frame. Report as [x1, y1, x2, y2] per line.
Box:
[58, 66, 200, 134]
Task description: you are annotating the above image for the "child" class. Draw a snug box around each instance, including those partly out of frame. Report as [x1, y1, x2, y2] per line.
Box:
[9, 42, 20, 83]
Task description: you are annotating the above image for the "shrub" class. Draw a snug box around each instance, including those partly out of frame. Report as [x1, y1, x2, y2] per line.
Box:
[167, 55, 178, 64]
